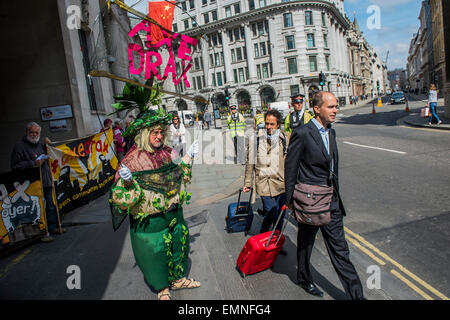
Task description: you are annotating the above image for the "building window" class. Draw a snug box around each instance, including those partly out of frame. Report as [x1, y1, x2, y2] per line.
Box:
[307, 33, 315, 48]
[202, 0, 207, 5]
[211, 34, 217, 46]
[197, 76, 203, 89]
[184, 20, 189, 30]
[189, 0, 195, 9]
[239, 68, 245, 82]
[221, 52, 225, 65]
[322, 12, 327, 26]
[257, 21, 265, 35]
[181, 1, 187, 11]
[234, 28, 240, 41]
[240, 27, 245, 39]
[257, 65, 262, 79]
[234, 69, 238, 83]
[225, 6, 232, 18]
[254, 43, 259, 57]
[287, 57, 298, 74]
[211, 73, 216, 86]
[325, 55, 330, 71]
[249, 0, 255, 10]
[290, 85, 300, 96]
[243, 46, 247, 59]
[259, 0, 266, 8]
[323, 34, 328, 48]
[231, 49, 236, 62]
[236, 47, 242, 61]
[173, 23, 178, 32]
[212, 10, 218, 21]
[286, 35, 295, 50]
[283, 13, 293, 28]
[228, 30, 234, 42]
[194, 58, 200, 70]
[217, 72, 223, 86]
[209, 54, 214, 66]
[204, 13, 210, 24]
[309, 56, 317, 72]
[234, 3, 241, 14]
[305, 11, 313, 25]
[260, 42, 267, 56]
[252, 23, 257, 36]
[215, 53, 220, 66]
[262, 63, 269, 78]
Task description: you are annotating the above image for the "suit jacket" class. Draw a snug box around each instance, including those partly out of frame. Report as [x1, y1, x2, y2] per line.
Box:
[284, 120, 346, 216]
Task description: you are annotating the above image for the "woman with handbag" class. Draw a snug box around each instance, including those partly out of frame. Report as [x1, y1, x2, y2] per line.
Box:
[169, 114, 186, 156]
[427, 84, 442, 125]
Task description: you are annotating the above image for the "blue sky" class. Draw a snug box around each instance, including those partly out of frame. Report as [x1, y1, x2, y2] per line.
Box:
[344, 0, 421, 70]
[126, 0, 421, 71]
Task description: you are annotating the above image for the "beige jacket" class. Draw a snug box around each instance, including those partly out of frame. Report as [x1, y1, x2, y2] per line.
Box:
[244, 130, 288, 199]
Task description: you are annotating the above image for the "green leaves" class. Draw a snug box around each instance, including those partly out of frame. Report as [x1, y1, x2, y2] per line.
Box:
[109, 76, 163, 116]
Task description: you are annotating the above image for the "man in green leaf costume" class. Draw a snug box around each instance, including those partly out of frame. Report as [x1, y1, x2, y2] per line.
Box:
[109, 106, 200, 300]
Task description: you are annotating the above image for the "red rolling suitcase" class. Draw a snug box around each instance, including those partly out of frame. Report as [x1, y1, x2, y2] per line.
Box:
[236, 205, 288, 278]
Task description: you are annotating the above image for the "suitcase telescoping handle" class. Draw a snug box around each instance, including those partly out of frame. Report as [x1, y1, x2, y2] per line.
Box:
[235, 187, 253, 215]
[265, 205, 289, 248]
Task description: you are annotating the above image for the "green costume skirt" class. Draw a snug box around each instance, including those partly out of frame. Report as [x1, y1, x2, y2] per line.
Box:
[129, 207, 190, 291]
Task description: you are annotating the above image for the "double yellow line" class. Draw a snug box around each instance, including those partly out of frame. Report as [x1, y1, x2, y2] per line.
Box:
[344, 227, 449, 300]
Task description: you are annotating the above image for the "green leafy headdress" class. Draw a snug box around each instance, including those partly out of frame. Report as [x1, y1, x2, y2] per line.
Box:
[109, 77, 172, 138]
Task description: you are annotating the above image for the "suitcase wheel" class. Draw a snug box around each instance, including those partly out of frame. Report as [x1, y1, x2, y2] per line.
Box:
[236, 266, 246, 278]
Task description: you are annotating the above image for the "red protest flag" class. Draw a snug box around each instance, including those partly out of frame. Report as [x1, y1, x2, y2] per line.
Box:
[148, 1, 175, 45]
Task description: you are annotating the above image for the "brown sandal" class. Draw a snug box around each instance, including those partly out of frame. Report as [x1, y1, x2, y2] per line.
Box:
[157, 289, 171, 300]
[171, 277, 201, 290]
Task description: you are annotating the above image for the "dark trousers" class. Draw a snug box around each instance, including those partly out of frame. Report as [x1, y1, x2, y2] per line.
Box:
[44, 186, 58, 232]
[260, 193, 287, 233]
[296, 204, 364, 300]
[233, 136, 245, 164]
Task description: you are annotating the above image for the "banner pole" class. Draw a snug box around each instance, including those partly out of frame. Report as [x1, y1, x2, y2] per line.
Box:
[46, 145, 63, 234]
[39, 165, 49, 236]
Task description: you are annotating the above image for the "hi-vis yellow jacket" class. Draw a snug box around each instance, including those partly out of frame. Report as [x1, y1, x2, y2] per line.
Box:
[227, 113, 245, 138]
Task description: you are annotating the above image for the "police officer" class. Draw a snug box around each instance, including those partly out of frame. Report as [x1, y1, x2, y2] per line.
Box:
[227, 105, 245, 164]
[284, 94, 313, 136]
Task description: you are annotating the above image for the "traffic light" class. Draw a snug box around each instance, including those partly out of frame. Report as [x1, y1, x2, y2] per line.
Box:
[225, 88, 229, 98]
[319, 72, 326, 87]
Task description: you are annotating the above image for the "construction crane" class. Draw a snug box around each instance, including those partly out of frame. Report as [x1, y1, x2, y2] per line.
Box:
[384, 50, 390, 66]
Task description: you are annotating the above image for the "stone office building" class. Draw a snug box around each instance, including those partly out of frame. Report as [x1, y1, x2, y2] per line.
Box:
[163, 0, 353, 113]
[0, 0, 131, 172]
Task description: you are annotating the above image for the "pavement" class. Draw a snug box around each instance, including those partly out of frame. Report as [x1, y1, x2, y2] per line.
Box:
[57, 132, 424, 300]
[3, 95, 448, 301]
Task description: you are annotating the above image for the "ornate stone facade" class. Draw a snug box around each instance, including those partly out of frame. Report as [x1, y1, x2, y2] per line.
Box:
[163, 0, 354, 113]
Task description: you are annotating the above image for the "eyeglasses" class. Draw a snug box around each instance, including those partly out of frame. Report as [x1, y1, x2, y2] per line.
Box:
[293, 99, 304, 104]
[150, 131, 164, 137]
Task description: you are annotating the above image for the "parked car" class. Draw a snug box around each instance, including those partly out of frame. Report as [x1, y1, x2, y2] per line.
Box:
[390, 91, 406, 104]
[177, 110, 195, 126]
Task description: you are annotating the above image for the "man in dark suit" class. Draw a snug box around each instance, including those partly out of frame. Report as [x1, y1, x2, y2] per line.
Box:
[285, 91, 365, 300]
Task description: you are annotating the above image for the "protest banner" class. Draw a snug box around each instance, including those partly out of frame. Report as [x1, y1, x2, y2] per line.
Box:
[0, 167, 47, 249]
[47, 129, 118, 216]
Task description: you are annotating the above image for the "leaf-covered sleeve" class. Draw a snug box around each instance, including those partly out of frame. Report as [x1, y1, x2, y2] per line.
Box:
[110, 178, 144, 211]
[180, 161, 192, 184]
